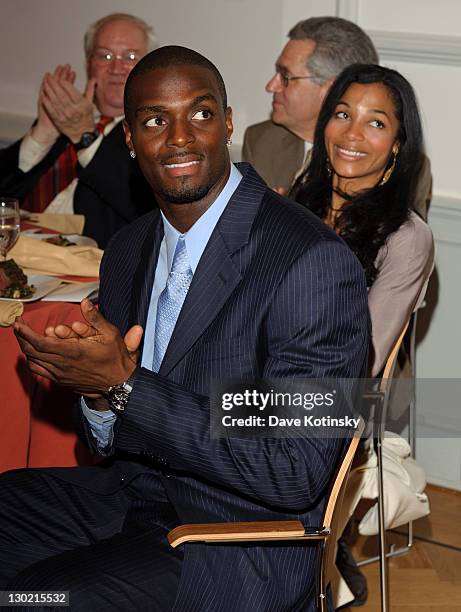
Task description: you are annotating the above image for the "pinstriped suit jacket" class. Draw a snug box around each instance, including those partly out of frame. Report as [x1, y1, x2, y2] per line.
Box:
[60, 163, 368, 611]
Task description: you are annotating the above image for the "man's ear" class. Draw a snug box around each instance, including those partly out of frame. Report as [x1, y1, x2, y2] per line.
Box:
[319, 78, 334, 104]
[123, 119, 133, 151]
[225, 107, 233, 141]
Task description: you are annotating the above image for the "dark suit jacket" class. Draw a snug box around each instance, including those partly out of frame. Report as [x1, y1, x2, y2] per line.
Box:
[51, 164, 369, 611]
[242, 120, 304, 191]
[0, 123, 153, 248]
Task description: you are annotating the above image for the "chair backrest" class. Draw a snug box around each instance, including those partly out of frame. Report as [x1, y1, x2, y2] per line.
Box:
[320, 417, 365, 590]
[380, 320, 410, 388]
[373, 318, 411, 442]
[318, 322, 410, 596]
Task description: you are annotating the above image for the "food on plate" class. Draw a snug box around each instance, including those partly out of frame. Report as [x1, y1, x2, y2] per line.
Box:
[44, 234, 77, 247]
[0, 259, 36, 299]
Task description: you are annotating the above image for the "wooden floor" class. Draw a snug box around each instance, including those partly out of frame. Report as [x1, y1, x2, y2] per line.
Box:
[343, 484, 461, 611]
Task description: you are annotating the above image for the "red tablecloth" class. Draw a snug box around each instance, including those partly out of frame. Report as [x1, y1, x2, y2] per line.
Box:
[0, 301, 94, 472]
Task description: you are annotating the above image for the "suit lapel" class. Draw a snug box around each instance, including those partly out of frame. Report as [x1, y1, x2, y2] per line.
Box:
[128, 209, 163, 351]
[159, 163, 267, 376]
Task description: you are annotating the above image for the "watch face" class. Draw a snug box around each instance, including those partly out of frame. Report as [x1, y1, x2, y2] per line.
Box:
[107, 373, 136, 415]
[108, 381, 133, 414]
[74, 131, 99, 151]
[81, 132, 98, 148]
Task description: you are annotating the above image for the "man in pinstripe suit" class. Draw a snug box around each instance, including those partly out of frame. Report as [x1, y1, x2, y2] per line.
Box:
[5, 47, 369, 611]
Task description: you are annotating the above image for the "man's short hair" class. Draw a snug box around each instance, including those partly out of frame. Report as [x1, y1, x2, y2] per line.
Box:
[124, 45, 228, 123]
[288, 16, 378, 83]
[84, 13, 157, 58]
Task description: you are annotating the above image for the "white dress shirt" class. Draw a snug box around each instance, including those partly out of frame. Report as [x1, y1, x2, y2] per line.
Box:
[18, 114, 123, 214]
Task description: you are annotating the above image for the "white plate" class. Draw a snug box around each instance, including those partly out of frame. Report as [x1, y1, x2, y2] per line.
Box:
[19, 209, 37, 219]
[0, 275, 62, 303]
[42, 281, 99, 303]
[22, 232, 98, 248]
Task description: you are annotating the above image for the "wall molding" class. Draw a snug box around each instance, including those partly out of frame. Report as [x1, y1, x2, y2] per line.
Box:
[335, 3, 461, 66]
[426, 476, 461, 492]
[417, 409, 461, 437]
[369, 30, 461, 66]
[431, 195, 461, 216]
[429, 195, 461, 246]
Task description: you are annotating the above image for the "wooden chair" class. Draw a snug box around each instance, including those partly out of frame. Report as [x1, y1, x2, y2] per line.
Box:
[168, 417, 365, 612]
[357, 318, 411, 612]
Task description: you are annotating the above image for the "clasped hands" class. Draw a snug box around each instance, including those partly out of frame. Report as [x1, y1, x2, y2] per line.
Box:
[32, 64, 96, 145]
[14, 299, 143, 408]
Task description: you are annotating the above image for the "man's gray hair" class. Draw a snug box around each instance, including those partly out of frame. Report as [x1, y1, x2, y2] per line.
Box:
[289, 16, 378, 83]
[84, 13, 157, 58]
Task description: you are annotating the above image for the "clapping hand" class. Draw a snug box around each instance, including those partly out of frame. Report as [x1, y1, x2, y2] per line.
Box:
[39, 69, 97, 144]
[14, 299, 143, 406]
[32, 64, 76, 144]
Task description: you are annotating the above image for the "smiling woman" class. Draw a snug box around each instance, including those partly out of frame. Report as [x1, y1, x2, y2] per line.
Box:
[296, 65, 435, 609]
[296, 63, 434, 376]
[324, 81, 400, 196]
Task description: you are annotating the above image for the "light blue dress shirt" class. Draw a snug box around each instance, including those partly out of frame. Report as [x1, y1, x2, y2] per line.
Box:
[82, 163, 242, 448]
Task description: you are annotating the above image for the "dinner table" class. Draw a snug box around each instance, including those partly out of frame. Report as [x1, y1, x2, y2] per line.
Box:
[0, 301, 96, 472]
[0, 219, 99, 473]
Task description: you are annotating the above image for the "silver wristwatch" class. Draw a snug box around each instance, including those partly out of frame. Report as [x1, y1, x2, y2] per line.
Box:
[107, 370, 137, 415]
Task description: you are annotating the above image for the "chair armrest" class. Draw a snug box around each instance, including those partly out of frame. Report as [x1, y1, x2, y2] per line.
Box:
[303, 527, 331, 539]
[168, 520, 329, 548]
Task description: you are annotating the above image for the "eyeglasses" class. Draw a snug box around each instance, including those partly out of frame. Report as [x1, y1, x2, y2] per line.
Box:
[275, 69, 319, 88]
[92, 49, 140, 65]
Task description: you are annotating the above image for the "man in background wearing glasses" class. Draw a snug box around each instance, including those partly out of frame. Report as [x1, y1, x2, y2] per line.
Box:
[242, 17, 378, 198]
[0, 13, 156, 247]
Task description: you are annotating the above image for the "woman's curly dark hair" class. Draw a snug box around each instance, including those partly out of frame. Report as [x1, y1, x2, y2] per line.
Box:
[296, 64, 424, 285]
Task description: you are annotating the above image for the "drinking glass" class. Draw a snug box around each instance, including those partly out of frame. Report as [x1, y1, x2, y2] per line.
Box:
[0, 198, 20, 261]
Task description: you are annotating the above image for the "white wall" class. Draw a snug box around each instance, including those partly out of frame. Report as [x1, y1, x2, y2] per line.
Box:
[282, 0, 336, 38]
[360, 0, 461, 35]
[0, 0, 286, 145]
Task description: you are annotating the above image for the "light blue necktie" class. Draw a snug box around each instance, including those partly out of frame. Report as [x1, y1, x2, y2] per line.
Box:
[152, 236, 193, 372]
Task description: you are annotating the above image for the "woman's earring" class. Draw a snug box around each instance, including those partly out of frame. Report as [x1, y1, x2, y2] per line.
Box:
[379, 148, 398, 186]
[326, 159, 332, 177]
[226, 138, 232, 146]
[130, 150, 136, 159]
